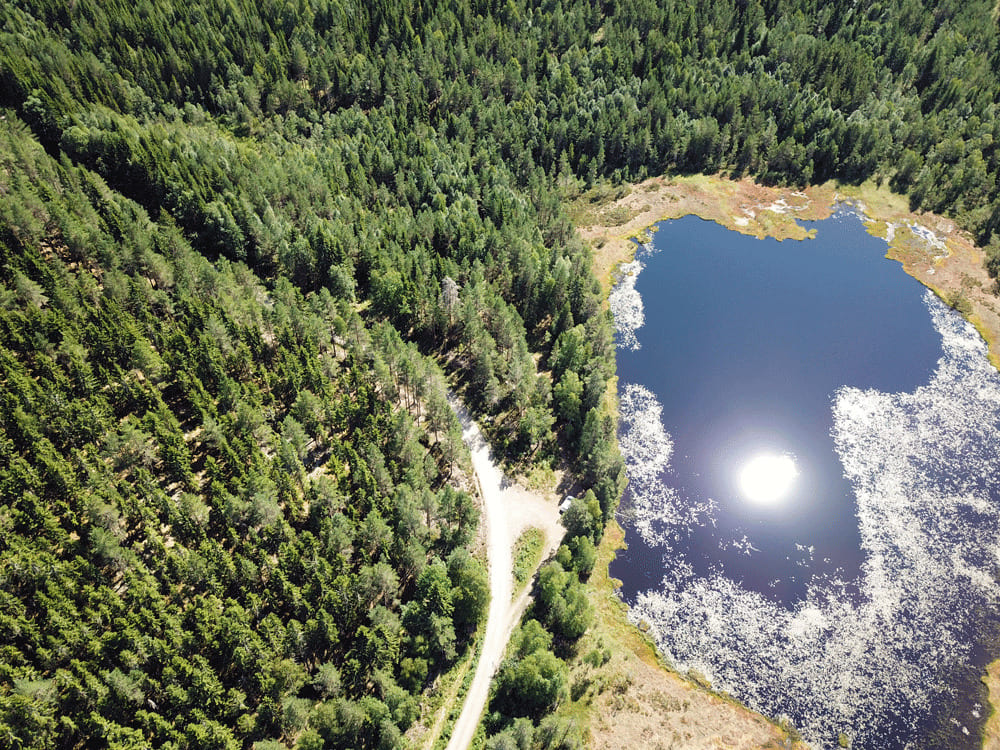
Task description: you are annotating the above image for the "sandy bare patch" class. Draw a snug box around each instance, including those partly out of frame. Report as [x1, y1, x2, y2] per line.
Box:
[503, 483, 563, 553]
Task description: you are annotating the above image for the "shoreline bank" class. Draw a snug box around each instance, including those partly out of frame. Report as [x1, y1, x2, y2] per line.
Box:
[574, 172, 1000, 749]
[572, 174, 1000, 369]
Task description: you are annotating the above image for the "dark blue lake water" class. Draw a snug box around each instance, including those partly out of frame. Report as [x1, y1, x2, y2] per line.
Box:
[612, 212, 942, 602]
[609, 209, 1000, 749]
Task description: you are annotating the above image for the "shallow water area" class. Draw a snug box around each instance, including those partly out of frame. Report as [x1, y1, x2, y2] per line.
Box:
[610, 210, 1000, 749]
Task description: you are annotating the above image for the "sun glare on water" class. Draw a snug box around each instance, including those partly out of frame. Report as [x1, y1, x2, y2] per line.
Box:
[739, 454, 798, 504]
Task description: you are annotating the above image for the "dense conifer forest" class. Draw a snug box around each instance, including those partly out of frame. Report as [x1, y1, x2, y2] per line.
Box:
[2, 0, 1000, 748]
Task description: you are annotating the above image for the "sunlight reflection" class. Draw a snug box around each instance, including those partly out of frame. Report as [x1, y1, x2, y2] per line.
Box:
[739, 454, 798, 504]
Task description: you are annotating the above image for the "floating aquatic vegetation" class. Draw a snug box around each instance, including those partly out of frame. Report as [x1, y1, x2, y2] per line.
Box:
[618, 383, 713, 549]
[609, 259, 645, 351]
[609, 241, 657, 351]
[619, 292, 1000, 748]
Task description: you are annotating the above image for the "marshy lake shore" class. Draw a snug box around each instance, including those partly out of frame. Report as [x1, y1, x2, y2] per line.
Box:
[573, 172, 1000, 749]
[572, 174, 1000, 370]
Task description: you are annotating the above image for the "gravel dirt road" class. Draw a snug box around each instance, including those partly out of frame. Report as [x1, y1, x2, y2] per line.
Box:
[444, 395, 562, 750]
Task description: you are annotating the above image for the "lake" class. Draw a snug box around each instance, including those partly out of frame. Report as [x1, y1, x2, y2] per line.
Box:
[609, 209, 1000, 749]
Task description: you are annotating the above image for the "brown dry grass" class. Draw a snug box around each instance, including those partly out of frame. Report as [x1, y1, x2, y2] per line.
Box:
[572, 174, 1000, 369]
[984, 661, 1000, 750]
[570, 172, 1000, 749]
[574, 521, 804, 750]
[570, 175, 838, 294]
[840, 183, 1000, 370]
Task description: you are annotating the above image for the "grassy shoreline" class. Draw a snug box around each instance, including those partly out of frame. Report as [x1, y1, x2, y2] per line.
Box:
[573, 518, 805, 748]
[573, 172, 1000, 749]
[572, 174, 1000, 370]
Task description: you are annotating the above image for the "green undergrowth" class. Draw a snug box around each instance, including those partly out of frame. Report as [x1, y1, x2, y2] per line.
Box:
[426, 630, 484, 750]
[513, 528, 545, 595]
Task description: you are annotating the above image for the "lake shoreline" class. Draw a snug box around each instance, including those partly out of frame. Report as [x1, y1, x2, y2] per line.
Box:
[585, 519, 807, 749]
[572, 174, 1000, 370]
[575, 172, 1000, 749]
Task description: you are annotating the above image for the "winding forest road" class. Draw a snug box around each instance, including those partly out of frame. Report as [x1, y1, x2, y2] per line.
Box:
[444, 395, 563, 750]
